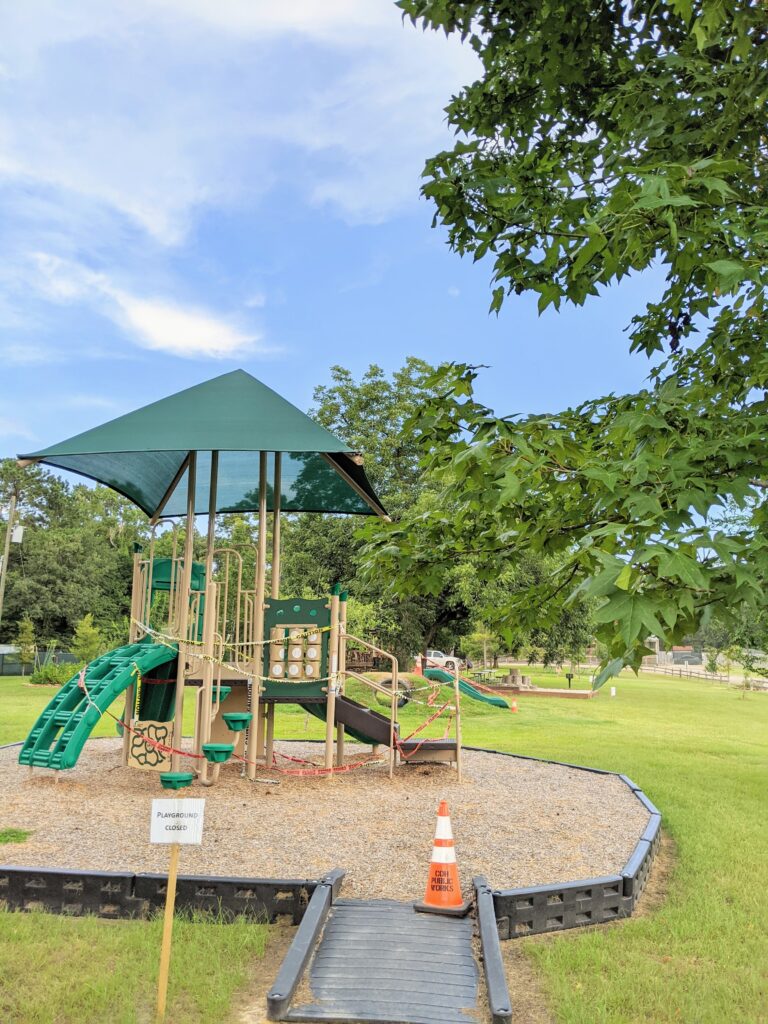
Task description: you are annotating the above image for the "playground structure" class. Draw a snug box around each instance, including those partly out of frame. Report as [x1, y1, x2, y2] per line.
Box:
[5, 371, 665, 1024]
[17, 370, 472, 786]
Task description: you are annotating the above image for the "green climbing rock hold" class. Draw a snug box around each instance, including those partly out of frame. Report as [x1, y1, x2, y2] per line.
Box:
[210, 685, 232, 702]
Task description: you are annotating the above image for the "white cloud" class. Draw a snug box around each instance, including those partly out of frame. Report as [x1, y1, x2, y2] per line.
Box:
[29, 253, 265, 360]
[109, 291, 260, 360]
[0, 416, 35, 441]
[0, 2, 478, 363]
[0, 342, 65, 366]
[0, 2, 477, 240]
[448, 286, 460, 298]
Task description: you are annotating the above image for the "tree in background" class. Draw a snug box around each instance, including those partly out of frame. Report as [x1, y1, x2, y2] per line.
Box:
[375, 1, 768, 685]
[0, 459, 148, 645]
[311, 359, 440, 510]
[70, 613, 104, 664]
[15, 616, 36, 676]
[281, 361, 475, 666]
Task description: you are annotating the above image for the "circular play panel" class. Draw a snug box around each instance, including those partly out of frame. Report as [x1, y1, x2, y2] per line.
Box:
[2, 739, 650, 900]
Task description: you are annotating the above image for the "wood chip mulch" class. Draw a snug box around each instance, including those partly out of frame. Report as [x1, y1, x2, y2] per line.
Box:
[0, 740, 649, 900]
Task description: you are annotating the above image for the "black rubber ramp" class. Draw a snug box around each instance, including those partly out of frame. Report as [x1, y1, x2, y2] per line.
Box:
[285, 898, 479, 1024]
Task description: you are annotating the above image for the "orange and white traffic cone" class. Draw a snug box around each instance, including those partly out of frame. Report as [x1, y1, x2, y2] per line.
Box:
[510, 699, 518, 713]
[414, 800, 471, 917]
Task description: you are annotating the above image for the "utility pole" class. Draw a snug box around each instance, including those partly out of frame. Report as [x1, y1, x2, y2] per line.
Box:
[0, 485, 18, 632]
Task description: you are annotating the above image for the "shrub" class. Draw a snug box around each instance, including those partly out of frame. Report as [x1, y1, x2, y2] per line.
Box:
[70, 613, 104, 663]
[29, 662, 81, 686]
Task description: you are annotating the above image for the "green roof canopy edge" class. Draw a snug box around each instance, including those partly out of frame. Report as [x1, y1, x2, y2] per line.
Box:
[18, 370, 387, 519]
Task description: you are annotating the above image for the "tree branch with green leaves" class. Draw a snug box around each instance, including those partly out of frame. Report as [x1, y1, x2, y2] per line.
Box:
[362, 1, 768, 684]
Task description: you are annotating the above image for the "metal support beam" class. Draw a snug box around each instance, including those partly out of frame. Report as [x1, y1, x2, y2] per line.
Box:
[170, 453, 196, 773]
[246, 451, 268, 780]
[271, 452, 281, 599]
[0, 486, 18, 631]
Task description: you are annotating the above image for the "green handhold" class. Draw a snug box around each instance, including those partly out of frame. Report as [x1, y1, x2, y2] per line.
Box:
[211, 686, 232, 702]
[222, 712, 252, 732]
[202, 743, 234, 764]
[159, 772, 195, 790]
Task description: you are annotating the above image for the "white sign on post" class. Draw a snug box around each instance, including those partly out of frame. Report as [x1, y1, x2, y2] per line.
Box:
[150, 799, 205, 845]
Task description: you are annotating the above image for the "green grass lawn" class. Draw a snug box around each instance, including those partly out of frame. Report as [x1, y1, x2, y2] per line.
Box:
[0, 910, 266, 1024]
[1, 670, 767, 1022]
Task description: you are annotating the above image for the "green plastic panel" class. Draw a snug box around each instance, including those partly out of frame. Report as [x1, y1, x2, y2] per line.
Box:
[261, 597, 330, 700]
[149, 557, 206, 592]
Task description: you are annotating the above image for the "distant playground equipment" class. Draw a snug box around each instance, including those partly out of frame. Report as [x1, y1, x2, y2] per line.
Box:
[16, 370, 497, 787]
[418, 654, 510, 710]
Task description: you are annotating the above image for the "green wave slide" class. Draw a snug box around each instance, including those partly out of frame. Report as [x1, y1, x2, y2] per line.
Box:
[423, 668, 509, 709]
[18, 639, 178, 771]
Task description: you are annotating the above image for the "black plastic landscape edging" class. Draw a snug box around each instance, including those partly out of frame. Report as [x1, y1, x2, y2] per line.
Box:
[0, 864, 318, 923]
[1, 745, 661, 942]
[266, 868, 345, 1021]
[474, 875, 512, 1024]
[462, 745, 662, 939]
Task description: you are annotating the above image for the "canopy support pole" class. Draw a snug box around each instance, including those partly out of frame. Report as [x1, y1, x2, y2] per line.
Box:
[170, 453, 196, 773]
[150, 454, 191, 526]
[197, 452, 218, 782]
[264, 453, 282, 770]
[246, 451, 268, 779]
[337, 592, 347, 767]
[325, 586, 340, 774]
[271, 452, 281, 599]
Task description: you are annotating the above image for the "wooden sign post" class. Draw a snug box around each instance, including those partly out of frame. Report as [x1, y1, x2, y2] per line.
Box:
[150, 797, 205, 1023]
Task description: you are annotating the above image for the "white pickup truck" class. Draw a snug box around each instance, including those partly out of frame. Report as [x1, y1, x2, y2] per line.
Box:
[423, 649, 462, 672]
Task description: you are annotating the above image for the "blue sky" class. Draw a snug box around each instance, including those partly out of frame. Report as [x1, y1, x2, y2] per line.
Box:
[0, 1, 662, 460]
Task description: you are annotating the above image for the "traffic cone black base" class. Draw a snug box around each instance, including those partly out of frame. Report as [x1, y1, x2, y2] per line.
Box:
[414, 897, 471, 917]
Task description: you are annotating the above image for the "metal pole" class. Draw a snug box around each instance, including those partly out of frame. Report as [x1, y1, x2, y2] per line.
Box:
[246, 451, 268, 780]
[170, 453, 196, 773]
[195, 452, 219, 783]
[0, 486, 18, 631]
[337, 591, 347, 766]
[325, 586, 340, 772]
[271, 452, 281, 599]
[205, 452, 218, 583]
[454, 661, 463, 783]
[123, 548, 143, 766]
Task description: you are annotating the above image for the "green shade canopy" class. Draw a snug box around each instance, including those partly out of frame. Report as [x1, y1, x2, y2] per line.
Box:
[19, 370, 387, 520]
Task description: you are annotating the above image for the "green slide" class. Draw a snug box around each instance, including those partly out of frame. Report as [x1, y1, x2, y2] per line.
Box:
[18, 639, 178, 770]
[423, 668, 509, 709]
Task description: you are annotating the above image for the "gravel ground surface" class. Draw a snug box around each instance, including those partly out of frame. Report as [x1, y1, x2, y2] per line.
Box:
[0, 739, 648, 899]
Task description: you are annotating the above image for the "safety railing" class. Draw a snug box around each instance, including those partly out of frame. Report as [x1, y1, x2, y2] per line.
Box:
[340, 630, 399, 778]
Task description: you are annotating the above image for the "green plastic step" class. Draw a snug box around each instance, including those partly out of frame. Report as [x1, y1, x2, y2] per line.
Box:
[202, 743, 234, 764]
[160, 772, 195, 790]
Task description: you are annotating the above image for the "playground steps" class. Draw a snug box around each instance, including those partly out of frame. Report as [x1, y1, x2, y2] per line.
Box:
[282, 898, 479, 1024]
[18, 640, 177, 771]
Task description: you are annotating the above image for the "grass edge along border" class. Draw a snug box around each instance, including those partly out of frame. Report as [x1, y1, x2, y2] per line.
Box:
[0, 747, 661, 939]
